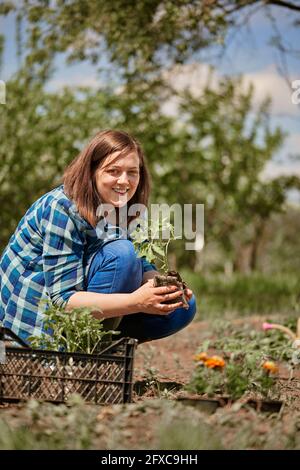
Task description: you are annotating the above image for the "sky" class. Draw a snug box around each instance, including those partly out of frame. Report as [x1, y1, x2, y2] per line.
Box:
[0, 4, 299, 184]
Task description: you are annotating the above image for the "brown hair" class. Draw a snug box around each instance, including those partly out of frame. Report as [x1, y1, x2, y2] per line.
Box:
[63, 129, 151, 227]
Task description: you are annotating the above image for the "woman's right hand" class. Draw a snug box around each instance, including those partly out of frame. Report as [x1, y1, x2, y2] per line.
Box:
[131, 279, 184, 315]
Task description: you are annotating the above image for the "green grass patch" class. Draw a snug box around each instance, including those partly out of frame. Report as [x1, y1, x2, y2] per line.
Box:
[181, 271, 300, 318]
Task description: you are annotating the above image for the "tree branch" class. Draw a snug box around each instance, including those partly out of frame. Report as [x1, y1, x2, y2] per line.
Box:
[265, 0, 300, 12]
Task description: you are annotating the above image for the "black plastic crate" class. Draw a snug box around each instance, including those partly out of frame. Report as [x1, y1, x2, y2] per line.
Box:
[0, 327, 137, 405]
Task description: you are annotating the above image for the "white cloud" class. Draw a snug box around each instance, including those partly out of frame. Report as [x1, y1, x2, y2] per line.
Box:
[242, 64, 299, 116]
[161, 63, 219, 117]
[261, 133, 300, 180]
[163, 63, 219, 96]
[162, 62, 299, 117]
[162, 62, 300, 180]
[261, 161, 300, 181]
[46, 75, 101, 92]
[276, 133, 300, 161]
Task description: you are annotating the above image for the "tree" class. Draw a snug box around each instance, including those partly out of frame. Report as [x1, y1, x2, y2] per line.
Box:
[0, 71, 178, 251]
[1, 0, 299, 271]
[0, 71, 110, 248]
[173, 75, 300, 272]
[1, 0, 299, 81]
[261, 205, 300, 274]
[1, 67, 299, 271]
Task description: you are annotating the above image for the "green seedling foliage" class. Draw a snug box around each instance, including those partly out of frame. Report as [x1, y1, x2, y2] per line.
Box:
[188, 323, 296, 399]
[131, 217, 179, 273]
[28, 302, 118, 353]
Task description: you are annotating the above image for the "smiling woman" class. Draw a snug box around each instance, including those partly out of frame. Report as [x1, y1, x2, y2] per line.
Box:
[0, 129, 196, 346]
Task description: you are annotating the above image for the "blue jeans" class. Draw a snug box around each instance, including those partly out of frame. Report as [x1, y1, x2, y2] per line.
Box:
[86, 239, 196, 343]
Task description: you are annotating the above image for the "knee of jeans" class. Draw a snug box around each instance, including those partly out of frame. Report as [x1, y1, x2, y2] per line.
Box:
[104, 239, 136, 261]
[103, 239, 140, 274]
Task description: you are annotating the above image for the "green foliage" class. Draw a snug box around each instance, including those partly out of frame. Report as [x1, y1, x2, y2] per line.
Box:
[28, 303, 118, 353]
[1, 71, 299, 272]
[0, 0, 228, 78]
[3, 1, 299, 80]
[0, 395, 98, 450]
[211, 319, 296, 363]
[187, 322, 296, 400]
[187, 358, 277, 400]
[0, 73, 113, 250]
[181, 270, 300, 317]
[177, 78, 297, 269]
[131, 216, 178, 272]
[157, 409, 223, 450]
[1, 9, 299, 272]
[262, 208, 300, 274]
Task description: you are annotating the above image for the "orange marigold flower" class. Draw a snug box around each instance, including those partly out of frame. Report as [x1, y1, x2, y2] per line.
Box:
[193, 352, 208, 362]
[262, 361, 278, 374]
[204, 355, 226, 369]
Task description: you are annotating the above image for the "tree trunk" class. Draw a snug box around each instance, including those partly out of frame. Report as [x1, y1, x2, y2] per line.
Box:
[233, 244, 252, 273]
[249, 220, 266, 271]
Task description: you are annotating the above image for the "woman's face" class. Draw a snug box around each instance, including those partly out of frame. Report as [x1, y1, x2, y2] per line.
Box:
[95, 151, 140, 208]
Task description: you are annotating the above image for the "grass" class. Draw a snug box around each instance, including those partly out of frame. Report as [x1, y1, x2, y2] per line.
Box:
[181, 270, 300, 318]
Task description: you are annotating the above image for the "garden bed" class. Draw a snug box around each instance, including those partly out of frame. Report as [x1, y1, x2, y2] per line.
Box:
[134, 316, 300, 410]
[0, 316, 300, 449]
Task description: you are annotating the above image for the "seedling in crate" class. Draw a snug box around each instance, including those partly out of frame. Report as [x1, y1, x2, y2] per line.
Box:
[131, 216, 189, 309]
[28, 303, 118, 353]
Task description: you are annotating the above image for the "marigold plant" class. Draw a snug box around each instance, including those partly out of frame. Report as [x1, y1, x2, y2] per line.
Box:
[186, 323, 292, 400]
[204, 355, 226, 369]
[193, 352, 208, 362]
[262, 361, 279, 374]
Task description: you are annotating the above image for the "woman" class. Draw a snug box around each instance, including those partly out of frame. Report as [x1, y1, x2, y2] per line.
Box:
[0, 130, 196, 345]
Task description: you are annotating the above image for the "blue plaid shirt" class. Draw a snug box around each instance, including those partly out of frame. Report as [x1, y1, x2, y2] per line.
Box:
[0, 185, 155, 343]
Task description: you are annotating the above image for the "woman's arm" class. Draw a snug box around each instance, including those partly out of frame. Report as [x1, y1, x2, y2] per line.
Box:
[66, 280, 184, 318]
[66, 291, 140, 318]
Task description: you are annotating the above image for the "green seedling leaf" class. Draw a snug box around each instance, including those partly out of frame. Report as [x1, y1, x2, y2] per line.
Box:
[152, 245, 165, 257]
[130, 216, 178, 273]
[29, 302, 119, 354]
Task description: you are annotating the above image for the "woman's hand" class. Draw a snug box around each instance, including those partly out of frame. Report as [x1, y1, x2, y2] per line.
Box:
[131, 279, 184, 315]
[184, 287, 193, 302]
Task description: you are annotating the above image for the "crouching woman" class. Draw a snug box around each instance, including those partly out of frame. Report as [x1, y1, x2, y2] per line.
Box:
[0, 130, 196, 345]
